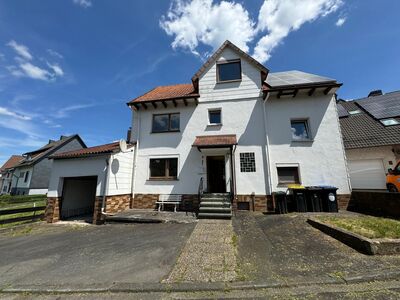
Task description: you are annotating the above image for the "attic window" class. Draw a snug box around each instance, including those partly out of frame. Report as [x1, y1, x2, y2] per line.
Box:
[380, 118, 400, 126]
[349, 110, 362, 115]
[217, 60, 241, 82]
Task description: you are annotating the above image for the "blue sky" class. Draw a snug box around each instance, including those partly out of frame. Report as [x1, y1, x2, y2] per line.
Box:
[0, 0, 399, 166]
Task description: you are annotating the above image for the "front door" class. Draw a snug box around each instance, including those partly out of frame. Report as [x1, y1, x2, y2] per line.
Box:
[207, 156, 226, 193]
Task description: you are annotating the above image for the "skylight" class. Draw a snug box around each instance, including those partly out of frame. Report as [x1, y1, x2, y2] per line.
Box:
[380, 118, 400, 126]
[348, 110, 362, 115]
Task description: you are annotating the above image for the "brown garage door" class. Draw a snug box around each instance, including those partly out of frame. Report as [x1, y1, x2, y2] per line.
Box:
[61, 176, 97, 220]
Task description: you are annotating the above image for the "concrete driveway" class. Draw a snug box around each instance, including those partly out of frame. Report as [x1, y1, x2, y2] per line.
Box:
[0, 222, 195, 288]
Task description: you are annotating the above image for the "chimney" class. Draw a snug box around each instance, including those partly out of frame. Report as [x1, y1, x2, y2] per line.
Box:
[48, 139, 56, 144]
[368, 90, 383, 97]
[126, 127, 132, 142]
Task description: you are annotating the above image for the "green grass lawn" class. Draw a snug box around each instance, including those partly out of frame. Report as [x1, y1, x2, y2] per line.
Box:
[0, 194, 46, 228]
[317, 215, 400, 239]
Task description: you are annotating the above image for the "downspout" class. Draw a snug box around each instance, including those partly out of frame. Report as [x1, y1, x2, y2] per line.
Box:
[262, 93, 273, 195]
[101, 155, 112, 215]
[130, 107, 140, 205]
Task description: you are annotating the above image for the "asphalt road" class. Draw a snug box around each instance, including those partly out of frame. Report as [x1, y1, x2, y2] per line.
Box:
[0, 222, 195, 287]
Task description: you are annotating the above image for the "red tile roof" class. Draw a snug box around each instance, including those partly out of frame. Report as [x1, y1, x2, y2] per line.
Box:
[51, 142, 126, 159]
[192, 135, 237, 147]
[128, 83, 198, 104]
[0, 155, 24, 172]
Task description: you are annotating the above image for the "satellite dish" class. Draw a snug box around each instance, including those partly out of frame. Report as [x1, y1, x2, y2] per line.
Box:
[119, 139, 127, 152]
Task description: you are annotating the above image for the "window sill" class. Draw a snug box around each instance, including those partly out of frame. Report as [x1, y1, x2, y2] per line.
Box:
[216, 79, 242, 84]
[291, 139, 313, 143]
[148, 178, 179, 181]
[151, 130, 180, 134]
[207, 123, 222, 127]
[277, 183, 301, 187]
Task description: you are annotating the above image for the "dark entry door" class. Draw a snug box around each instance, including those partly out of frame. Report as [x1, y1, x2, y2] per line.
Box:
[207, 156, 226, 193]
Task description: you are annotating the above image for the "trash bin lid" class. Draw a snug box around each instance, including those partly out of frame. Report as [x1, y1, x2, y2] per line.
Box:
[287, 184, 305, 189]
[316, 185, 338, 189]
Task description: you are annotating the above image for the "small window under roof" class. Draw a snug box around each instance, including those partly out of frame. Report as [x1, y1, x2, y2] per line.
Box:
[380, 118, 400, 126]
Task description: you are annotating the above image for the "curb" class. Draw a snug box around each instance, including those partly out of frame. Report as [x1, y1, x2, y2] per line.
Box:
[3, 272, 400, 294]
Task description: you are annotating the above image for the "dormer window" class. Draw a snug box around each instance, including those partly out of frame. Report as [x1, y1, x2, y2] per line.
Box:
[217, 59, 241, 83]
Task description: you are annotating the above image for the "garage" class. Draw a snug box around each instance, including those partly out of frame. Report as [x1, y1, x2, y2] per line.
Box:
[60, 176, 97, 221]
[348, 159, 387, 190]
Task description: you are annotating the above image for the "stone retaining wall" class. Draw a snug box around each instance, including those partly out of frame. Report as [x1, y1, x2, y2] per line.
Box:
[347, 191, 400, 218]
[132, 194, 200, 212]
[234, 195, 273, 212]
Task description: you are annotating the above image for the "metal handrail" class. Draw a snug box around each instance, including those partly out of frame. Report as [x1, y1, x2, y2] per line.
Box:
[198, 177, 204, 200]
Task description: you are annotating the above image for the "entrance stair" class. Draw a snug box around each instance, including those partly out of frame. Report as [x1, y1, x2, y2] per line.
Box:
[198, 193, 232, 219]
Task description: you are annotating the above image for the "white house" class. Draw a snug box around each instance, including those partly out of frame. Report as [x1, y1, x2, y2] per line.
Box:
[45, 40, 351, 223]
[338, 90, 400, 191]
[127, 41, 350, 217]
[0, 155, 24, 195]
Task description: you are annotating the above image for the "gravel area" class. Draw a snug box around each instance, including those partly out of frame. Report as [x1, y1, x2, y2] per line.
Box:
[165, 219, 237, 283]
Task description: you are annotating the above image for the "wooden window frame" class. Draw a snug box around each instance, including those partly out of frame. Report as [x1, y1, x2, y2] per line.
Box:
[149, 158, 178, 180]
[216, 59, 242, 83]
[151, 113, 180, 133]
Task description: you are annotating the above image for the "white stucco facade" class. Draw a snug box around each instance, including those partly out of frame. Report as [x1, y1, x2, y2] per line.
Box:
[47, 148, 135, 198]
[131, 45, 351, 197]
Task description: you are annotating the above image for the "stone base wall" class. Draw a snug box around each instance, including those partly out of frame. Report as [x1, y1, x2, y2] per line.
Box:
[46, 193, 132, 225]
[45, 197, 60, 223]
[105, 194, 131, 213]
[337, 194, 351, 210]
[132, 194, 200, 212]
[234, 195, 273, 212]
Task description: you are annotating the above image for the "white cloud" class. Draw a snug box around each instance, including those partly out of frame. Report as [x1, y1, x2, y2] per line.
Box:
[73, 0, 92, 8]
[47, 49, 63, 59]
[47, 62, 64, 76]
[19, 62, 52, 81]
[160, 0, 255, 57]
[7, 40, 33, 60]
[0, 106, 32, 120]
[161, 0, 344, 63]
[254, 0, 343, 62]
[54, 103, 95, 118]
[336, 17, 346, 27]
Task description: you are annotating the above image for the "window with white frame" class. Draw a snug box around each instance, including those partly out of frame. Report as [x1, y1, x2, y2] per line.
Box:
[240, 152, 256, 172]
[291, 119, 311, 141]
[208, 109, 222, 125]
[277, 166, 300, 184]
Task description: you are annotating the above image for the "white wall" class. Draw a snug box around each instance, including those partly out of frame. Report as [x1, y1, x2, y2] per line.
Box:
[266, 92, 351, 194]
[199, 47, 262, 102]
[346, 146, 396, 172]
[133, 47, 269, 195]
[107, 149, 135, 196]
[47, 156, 108, 197]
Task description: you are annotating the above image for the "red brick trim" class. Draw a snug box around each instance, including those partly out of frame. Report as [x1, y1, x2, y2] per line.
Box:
[337, 194, 351, 210]
[132, 194, 199, 211]
[234, 195, 273, 212]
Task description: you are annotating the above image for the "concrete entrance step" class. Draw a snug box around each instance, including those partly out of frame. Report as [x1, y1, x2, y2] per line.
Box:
[201, 193, 230, 198]
[199, 207, 231, 214]
[200, 198, 230, 203]
[200, 201, 231, 207]
[197, 212, 232, 219]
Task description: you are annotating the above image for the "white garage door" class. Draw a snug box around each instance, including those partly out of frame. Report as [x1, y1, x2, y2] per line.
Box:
[348, 159, 386, 190]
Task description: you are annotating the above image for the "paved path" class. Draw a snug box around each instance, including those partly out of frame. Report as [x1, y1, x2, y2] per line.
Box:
[165, 219, 237, 283]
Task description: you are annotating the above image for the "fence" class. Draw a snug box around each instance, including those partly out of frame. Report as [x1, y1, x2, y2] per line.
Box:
[0, 204, 46, 225]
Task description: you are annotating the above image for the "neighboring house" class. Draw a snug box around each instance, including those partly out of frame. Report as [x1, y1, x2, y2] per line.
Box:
[11, 135, 86, 195]
[46, 140, 135, 224]
[45, 40, 351, 223]
[0, 155, 24, 195]
[338, 90, 400, 190]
